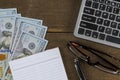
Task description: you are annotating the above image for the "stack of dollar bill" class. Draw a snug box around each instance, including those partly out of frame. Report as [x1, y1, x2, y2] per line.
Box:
[0, 8, 48, 80]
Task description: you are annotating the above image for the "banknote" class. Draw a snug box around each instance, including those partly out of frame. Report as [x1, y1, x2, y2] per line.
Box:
[0, 8, 17, 10]
[15, 16, 43, 36]
[12, 32, 48, 60]
[0, 50, 12, 79]
[12, 17, 43, 51]
[0, 8, 17, 16]
[16, 22, 47, 41]
[0, 15, 16, 50]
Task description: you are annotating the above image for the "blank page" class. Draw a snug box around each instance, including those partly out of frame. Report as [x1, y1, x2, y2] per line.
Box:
[9, 47, 68, 80]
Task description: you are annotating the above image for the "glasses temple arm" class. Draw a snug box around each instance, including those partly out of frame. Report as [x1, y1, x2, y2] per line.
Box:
[67, 43, 88, 61]
[94, 62, 120, 74]
[82, 45, 120, 62]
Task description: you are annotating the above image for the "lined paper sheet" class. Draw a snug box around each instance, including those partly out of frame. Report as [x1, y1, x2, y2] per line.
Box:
[9, 47, 68, 80]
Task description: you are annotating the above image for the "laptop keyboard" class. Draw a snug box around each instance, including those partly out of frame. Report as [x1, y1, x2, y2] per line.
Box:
[74, 0, 120, 48]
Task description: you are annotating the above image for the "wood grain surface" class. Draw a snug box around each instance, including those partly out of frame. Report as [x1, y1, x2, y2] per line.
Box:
[0, 0, 120, 80]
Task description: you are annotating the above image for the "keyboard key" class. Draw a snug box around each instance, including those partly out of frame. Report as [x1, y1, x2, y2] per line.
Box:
[117, 23, 120, 29]
[84, 7, 95, 15]
[92, 32, 99, 38]
[112, 30, 119, 36]
[117, 3, 120, 8]
[95, 10, 102, 17]
[80, 21, 98, 30]
[99, 0, 105, 3]
[85, 30, 92, 36]
[105, 28, 112, 34]
[99, 4, 106, 10]
[109, 14, 116, 20]
[82, 14, 96, 23]
[99, 33, 105, 40]
[103, 20, 110, 26]
[78, 28, 85, 35]
[106, 35, 120, 44]
[111, 2, 117, 6]
[92, 2, 99, 9]
[98, 26, 105, 32]
[106, 6, 113, 12]
[116, 16, 120, 22]
[110, 22, 117, 28]
[113, 8, 119, 14]
[105, 0, 111, 5]
[97, 18, 103, 25]
[102, 12, 109, 19]
[85, 0, 92, 7]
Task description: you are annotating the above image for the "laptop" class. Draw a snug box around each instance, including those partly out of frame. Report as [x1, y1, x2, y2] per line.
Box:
[74, 0, 120, 48]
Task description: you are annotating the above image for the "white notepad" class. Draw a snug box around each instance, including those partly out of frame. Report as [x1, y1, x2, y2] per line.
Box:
[9, 47, 68, 80]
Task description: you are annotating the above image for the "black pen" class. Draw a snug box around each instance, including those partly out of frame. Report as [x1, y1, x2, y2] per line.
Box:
[74, 58, 86, 80]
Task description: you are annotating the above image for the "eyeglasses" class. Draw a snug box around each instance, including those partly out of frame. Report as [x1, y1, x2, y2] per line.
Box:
[67, 41, 120, 75]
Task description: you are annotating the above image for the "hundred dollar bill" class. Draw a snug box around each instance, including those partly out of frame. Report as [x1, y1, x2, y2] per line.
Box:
[0, 8, 17, 16]
[12, 17, 43, 51]
[0, 8, 17, 10]
[13, 22, 47, 50]
[14, 17, 43, 38]
[12, 32, 48, 60]
[17, 22, 47, 40]
[0, 15, 16, 50]
[0, 50, 12, 80]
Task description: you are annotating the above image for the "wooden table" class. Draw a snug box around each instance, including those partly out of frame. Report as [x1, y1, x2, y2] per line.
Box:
[0, 0, 120, 80]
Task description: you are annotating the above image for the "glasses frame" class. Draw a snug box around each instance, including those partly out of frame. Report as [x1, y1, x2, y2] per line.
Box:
[74, 58, 86, 80]
[67, 41, 120, 75]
